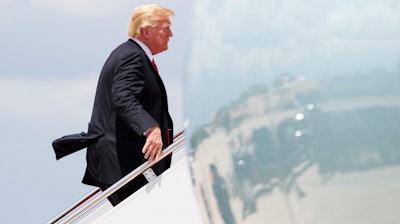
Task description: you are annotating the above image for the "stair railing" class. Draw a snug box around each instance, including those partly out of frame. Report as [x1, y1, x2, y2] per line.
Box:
[48, 128, 185, 224]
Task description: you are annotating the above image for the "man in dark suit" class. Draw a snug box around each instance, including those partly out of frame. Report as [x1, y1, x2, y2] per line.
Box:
[82, 4, 175, 206]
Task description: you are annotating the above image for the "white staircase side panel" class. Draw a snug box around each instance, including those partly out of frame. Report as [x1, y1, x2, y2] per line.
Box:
[80, 148, 202, 224]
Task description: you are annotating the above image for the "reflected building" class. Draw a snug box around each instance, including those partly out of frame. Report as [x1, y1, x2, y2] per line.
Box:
[184, 1, 400, 223]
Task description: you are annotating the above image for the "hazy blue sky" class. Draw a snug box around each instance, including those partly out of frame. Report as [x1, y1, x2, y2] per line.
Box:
[0, 1, 192, 223]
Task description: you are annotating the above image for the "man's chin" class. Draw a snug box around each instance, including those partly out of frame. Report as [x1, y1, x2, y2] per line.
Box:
[161, 45, 169, 52]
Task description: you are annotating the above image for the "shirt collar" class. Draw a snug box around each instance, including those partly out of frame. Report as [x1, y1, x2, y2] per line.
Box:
[132, 38, 153, 61]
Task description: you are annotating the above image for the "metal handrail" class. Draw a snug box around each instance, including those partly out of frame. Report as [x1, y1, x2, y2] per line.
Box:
[48, 188, 102, 224]
[48, 128, 185, 224]
[50, 129, 185, 224]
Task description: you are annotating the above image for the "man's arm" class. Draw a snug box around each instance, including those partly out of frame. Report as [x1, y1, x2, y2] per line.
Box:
[111, 50, 158, 136]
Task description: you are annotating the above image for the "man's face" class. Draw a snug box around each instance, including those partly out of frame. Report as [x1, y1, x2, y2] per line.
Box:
[147, 19, 173, 55]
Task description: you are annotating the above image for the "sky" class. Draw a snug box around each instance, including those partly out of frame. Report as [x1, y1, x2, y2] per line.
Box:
[0, 1, 192, 223]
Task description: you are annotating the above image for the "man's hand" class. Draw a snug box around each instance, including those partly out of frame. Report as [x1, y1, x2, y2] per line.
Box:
[142, 126, 163, 162]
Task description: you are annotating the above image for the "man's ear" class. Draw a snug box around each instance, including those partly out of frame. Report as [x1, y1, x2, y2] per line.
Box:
[140, 27, 150, 39]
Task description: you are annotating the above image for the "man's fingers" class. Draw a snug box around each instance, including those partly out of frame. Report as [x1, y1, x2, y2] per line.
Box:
[155, 149, 161, 161]
[142, 142, 149, 154]
[142, 126, 163, 161]
[142, 144, 162, 162]
[148, 150, 156, 162]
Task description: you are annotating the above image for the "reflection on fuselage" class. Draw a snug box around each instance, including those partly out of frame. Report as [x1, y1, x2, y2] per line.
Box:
[188, 72, 400, 224]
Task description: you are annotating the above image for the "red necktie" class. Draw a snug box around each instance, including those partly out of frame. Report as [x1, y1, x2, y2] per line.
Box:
[152, 59, 158, 72]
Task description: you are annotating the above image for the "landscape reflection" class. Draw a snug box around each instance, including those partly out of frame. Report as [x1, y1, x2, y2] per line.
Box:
[185, 0, 400, 223]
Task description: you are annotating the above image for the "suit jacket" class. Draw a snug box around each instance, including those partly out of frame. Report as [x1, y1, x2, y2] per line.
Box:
[82, 39, 173, 189]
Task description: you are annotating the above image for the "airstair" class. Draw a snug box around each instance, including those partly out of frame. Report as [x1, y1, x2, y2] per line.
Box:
[48, 129, 202, 224]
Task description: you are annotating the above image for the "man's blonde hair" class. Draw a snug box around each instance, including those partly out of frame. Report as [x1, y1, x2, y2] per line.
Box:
[128, 4, 174, 39]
